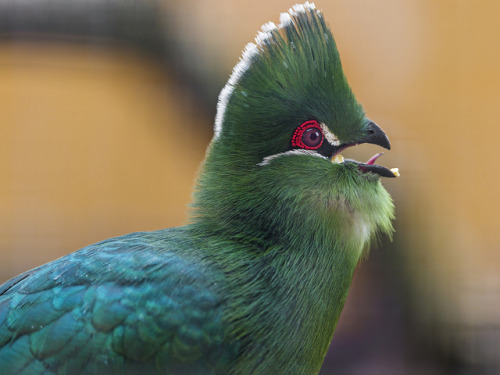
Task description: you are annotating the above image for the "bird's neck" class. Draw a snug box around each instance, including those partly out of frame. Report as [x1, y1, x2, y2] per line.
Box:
[191, 184, 367, 373]
[190, 214, 362, 374]
[190, 142, 392, 373]
[260, 238, 358, 374]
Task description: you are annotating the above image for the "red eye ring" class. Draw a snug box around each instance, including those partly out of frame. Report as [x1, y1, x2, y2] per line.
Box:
[291, 120, 324, 150]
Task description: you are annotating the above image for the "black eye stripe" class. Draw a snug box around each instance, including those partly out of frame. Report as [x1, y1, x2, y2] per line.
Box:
[291, 120, 324, 150]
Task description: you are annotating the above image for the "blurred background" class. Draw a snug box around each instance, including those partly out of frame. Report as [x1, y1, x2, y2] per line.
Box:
[0, 0, 499, 374]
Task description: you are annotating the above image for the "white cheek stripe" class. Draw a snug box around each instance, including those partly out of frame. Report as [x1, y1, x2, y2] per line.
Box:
[257, 149, 327, 166]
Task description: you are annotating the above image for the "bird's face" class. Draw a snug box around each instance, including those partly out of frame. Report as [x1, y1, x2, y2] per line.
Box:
[212, 4, 397, 180]
[256, 118, 395, 179]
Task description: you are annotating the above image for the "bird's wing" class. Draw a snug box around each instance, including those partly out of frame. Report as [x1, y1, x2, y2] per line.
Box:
[0, 230, 234, 375]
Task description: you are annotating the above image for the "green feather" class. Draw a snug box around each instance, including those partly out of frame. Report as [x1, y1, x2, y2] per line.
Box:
[192, 4, 394, 373]
[0, 3, 395, 374]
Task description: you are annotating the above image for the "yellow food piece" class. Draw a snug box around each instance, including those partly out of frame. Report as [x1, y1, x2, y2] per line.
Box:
[331, 154, 344, 164]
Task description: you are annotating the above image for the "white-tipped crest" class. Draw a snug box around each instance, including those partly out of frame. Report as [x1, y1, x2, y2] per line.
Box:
[214, 42, 259, 140]
[213, 3, 318, 140]
[255, 22, 277, 46]
[290, 2, 316, 15]
[261, 21, 277, 34]
[278, 12, 292, 28]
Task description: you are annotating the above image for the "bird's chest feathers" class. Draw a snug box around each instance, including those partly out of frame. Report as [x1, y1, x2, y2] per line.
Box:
[346, 210, 374, 258]
[325, 195, 378, 257]
[230, 240, 358, 374]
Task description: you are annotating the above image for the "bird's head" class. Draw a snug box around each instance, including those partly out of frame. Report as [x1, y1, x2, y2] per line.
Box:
[194, 3, 396, 252]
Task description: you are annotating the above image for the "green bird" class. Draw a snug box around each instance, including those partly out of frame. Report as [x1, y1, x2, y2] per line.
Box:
[0, 3, 398, 374]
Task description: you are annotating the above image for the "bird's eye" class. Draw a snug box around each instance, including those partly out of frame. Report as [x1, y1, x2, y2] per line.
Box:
[291, 120, 324, 150]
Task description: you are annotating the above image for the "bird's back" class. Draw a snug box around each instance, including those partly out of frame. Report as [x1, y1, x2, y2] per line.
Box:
[0, 227, 236, 375]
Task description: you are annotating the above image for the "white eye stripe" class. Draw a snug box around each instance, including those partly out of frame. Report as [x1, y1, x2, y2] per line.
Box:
[319, 123, 340, 146]
[257, 149, 328, 166]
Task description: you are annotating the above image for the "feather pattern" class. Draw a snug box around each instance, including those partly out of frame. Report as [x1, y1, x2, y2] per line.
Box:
[0, 3, 395, 374]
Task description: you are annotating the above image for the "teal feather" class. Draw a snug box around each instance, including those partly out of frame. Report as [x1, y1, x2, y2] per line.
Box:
[0, 3, 395, 374]
[0, 230, 236, 374]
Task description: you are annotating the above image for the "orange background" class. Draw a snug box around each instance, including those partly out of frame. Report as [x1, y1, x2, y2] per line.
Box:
[1, 1, 499, 373]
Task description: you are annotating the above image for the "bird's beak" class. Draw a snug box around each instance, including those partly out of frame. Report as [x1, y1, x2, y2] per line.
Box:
[357, 120, 391, 150]
[330, 120, 399, 178]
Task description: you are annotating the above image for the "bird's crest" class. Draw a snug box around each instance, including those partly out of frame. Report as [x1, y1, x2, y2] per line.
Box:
[214, 2, 343, 139]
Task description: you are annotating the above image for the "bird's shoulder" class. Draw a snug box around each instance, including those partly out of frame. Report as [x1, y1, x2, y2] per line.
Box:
[0, 227, 235, 374]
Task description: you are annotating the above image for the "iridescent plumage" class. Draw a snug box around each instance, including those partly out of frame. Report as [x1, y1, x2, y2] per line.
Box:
[0, 3, 395, 374]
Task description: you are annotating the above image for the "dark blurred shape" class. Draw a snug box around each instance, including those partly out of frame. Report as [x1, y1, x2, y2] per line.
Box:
[0, 0, 215, 282]
[0, 0, 220, 117]
[0, 0, 163, 50]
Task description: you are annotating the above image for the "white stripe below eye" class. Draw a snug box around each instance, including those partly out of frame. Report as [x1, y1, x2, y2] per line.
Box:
[257, 149, 328, 166]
